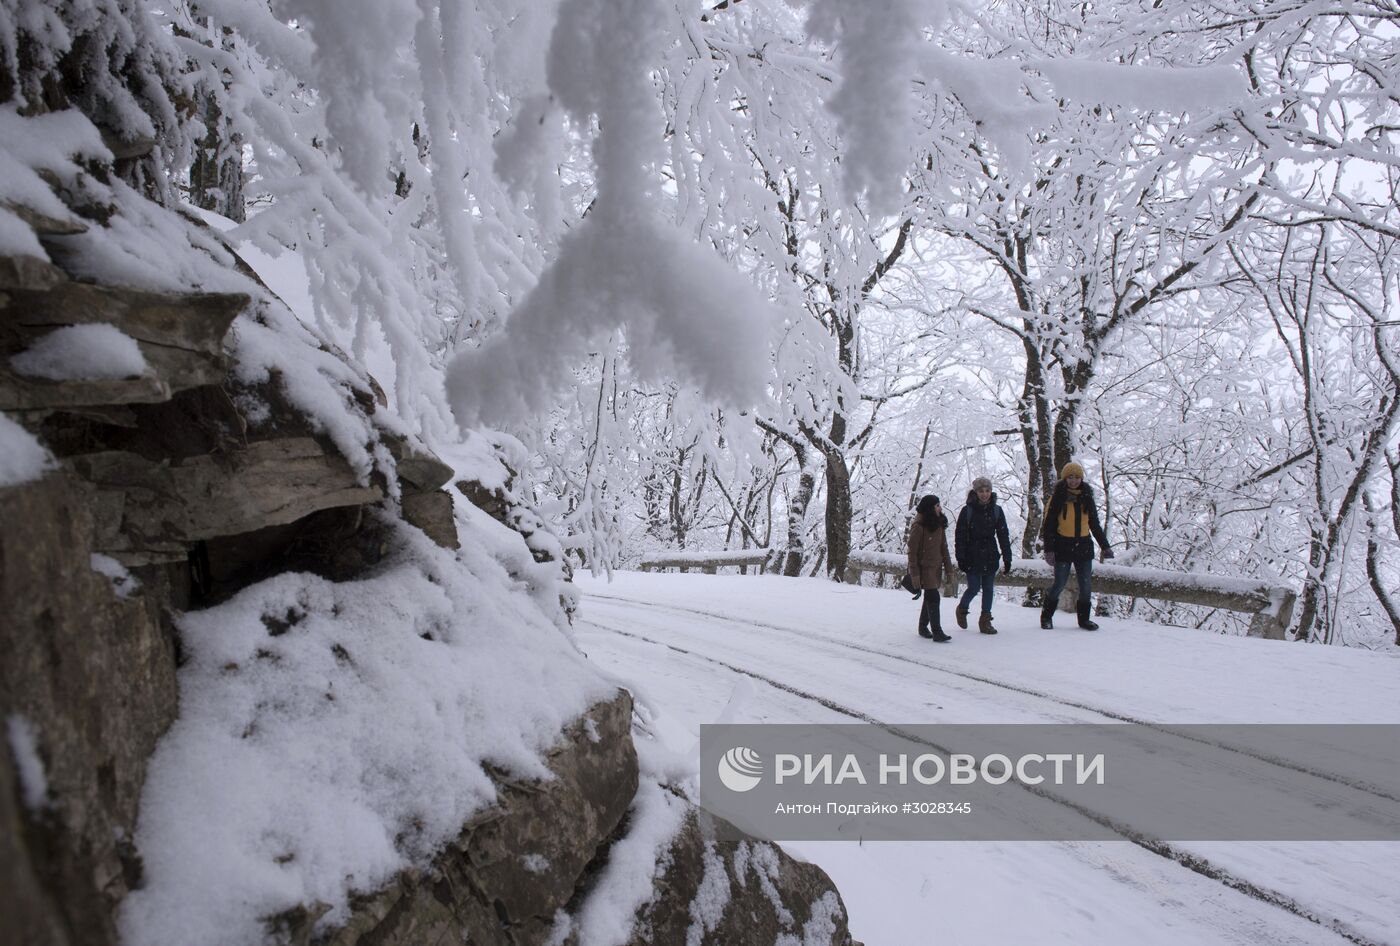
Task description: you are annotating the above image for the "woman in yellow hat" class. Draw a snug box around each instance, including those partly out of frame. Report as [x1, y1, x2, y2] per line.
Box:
[1039, 462, 1114, 630]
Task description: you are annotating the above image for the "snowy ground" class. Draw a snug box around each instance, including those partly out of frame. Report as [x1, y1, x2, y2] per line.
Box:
[574, 571, 1400, 946]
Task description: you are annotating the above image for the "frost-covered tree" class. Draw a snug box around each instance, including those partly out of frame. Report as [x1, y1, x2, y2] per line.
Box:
[178, 11, 244, 221]
[1226, 221, 1400, 643]
[11, 0, 1398, 643]
[0, 0, 189, 201]
[1364, 449, 1400, 646]
[903, 0, 1271, 554]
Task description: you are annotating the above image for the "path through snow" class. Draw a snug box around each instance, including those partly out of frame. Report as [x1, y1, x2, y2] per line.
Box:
[575, 572, 1400, 946]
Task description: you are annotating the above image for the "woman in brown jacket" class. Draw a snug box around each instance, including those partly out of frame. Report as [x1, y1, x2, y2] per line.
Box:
[907, 494, 954, 641]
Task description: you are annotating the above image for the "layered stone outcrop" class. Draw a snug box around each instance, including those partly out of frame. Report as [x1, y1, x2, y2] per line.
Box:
[0, 283, 246, 412]
[303, 694, 639, 946]
[2, 40, 856, 945]
[1, 471, 178, 946]
[0, 173, 489, 942]
[0, 256, 454, 946]
[1, 253, 858, 946]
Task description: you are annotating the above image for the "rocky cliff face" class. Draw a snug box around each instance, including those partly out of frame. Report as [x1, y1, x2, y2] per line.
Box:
[1, 206, 859, 946]
[0, 195, 482, 945]
[1, 17, 857, 945]
[1, 468, 177, 946]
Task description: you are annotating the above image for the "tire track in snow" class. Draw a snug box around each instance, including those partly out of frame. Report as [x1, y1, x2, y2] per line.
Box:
[578, 610, 1393, 946]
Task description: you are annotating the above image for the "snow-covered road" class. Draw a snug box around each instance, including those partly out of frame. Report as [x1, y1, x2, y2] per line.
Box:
[575, 571, 1400, 946]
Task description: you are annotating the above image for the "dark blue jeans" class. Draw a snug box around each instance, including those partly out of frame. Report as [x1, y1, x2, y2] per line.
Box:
[1046, 557, 1093, 608]
[958, 570, 997, 614]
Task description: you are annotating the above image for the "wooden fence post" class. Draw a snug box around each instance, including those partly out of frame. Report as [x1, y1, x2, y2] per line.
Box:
[1246, 590, 1297, 640]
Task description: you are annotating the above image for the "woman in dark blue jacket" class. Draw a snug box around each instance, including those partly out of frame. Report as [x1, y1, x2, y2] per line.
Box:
[954, 476, 1013, 634]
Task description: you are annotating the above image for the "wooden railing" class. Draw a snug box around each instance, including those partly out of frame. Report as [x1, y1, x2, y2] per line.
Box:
[639, 548, 1297, 640]
[845, 551, 1296, 640]
[638, 549, 778, 575]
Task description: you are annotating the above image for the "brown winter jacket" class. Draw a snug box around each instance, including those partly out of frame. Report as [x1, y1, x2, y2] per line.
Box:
[906, 516, 953, 591]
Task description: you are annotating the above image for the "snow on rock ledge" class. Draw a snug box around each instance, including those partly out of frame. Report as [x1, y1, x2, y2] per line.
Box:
[304, 693, 640, 946]
[119, 515, 618, 946]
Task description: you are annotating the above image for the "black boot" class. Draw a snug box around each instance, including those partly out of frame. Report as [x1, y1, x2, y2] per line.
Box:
[919, 625, 934, 639]
[1040, 604, 1054, 630]
[932, 628, 952, 642]
[1077, 601, 1099, 631]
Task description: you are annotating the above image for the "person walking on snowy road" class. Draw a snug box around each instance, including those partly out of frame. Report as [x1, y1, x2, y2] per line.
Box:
[1039, 462, 1114, 630]
[907, 494, 954, 642]
[955, 476, 1014, 635]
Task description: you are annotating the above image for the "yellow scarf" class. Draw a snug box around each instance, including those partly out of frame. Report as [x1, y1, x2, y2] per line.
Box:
[1057, 487, 1088, 538]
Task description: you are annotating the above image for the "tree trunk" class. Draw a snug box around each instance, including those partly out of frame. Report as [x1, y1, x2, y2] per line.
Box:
[907, 422, 932, 511]
[1294, 531, 1327, 642]
[642, 472, 667, 541]
[783, 460, 815, 577]
[1363, 490, 1400, 646]
[1016, 332, 1055, 556]
[188, 27, 245, 222]
[669, 464, 687, 549]
[1053, 350, 1096, 475]
[190, 95, 246, 222]
[824, 452, 852, 581]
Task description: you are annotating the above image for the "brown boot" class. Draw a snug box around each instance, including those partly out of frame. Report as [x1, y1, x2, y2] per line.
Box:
[979, 612, 998, 635]
[955, 606, 968, 630]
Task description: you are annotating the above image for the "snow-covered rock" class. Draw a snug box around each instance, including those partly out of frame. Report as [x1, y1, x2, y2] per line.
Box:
[0, 12, 858, 945]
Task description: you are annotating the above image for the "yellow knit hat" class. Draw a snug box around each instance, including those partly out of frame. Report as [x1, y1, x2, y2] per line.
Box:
[1060, 461, 1085, 480]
